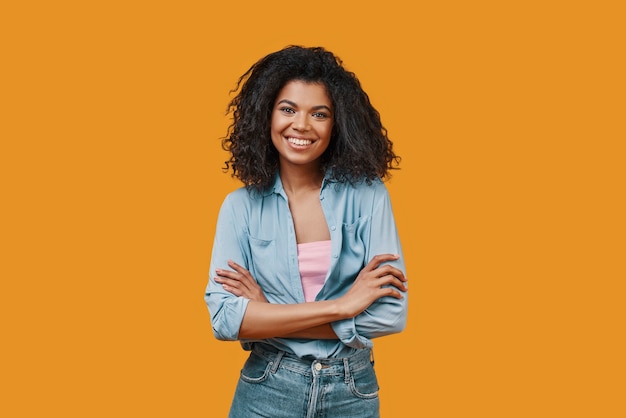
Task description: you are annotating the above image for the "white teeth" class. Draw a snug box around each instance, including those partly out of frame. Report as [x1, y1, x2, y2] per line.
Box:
[287, 137, 312, 146]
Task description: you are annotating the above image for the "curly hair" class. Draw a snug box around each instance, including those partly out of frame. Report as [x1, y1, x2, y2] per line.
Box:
[222, 45, 400, 191]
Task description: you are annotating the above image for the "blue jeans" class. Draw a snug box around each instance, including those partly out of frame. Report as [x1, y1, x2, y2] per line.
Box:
[228, 343, 380, 418]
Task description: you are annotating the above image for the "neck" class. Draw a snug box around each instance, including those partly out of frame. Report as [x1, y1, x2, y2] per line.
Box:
[279, 164, 324, 195]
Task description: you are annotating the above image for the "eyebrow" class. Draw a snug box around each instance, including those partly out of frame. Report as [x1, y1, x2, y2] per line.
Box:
[276, 99, 332, 112]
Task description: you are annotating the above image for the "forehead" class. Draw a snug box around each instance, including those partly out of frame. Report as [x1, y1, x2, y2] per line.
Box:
[275, 80, 331, 107]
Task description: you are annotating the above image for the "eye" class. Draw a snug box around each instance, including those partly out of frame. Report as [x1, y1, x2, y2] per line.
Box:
[312, 112, 329, 119]
[279, 107, 295, 114]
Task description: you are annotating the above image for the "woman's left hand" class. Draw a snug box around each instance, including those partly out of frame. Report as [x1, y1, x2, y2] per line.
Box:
[215, 260, 269, 302]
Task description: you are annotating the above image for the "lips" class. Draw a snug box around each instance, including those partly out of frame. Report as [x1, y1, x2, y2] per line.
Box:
[287, 137, 313, 146]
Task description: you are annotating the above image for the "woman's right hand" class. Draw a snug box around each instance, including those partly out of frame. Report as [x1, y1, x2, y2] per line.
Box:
[337, 254, 407, 318]
[215, 260, 269, 303]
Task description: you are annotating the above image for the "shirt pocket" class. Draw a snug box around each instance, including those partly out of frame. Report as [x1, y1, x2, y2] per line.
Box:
[248, 235, 285, 297]
[341, 216, 369, 265]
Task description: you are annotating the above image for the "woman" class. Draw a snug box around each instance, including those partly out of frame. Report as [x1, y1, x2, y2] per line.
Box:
[205, 45, 408, 417]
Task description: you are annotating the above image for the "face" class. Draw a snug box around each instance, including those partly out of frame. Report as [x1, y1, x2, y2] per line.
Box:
[270, 80, 334, 170]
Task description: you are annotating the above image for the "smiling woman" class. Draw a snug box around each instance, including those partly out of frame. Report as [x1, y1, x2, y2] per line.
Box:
[204, 45, 407, 418]
[271, 81, 334, 172]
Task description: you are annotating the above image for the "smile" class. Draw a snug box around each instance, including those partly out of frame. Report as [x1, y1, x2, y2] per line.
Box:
[287, 137, 313, 146]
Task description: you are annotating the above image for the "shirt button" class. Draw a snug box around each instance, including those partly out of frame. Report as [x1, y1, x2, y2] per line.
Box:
[333, 254, 338, 258]
[314, 363, 322, 371]
[330, 226, 336, 231]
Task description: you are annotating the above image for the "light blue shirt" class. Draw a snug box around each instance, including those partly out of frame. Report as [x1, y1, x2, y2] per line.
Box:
[205, 173, 408, 359]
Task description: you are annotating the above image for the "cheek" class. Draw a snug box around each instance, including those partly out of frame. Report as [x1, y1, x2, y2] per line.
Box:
[271, 115, 288, 134]
[322, 124, 333, 142]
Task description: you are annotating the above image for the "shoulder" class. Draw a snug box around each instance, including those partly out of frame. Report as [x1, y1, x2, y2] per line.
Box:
[224, 184, 271, 202]
[324, 178, 391, 214]
[216, 187, 248, 213]
[223, 186, 251, 202]
[332, 177, 389, 198]
[219, 186, 274, 214]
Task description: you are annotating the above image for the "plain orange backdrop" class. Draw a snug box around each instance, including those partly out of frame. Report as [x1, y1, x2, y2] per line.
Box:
[1, 1, 624, 417]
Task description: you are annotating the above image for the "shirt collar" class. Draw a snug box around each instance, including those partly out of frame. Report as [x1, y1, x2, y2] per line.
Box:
[269, 170, 333, 197]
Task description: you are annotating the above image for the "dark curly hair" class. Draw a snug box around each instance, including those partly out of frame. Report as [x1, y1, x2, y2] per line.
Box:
[222, 45, 400, 191]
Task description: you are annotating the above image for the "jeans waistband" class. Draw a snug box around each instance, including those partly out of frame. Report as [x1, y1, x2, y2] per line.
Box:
[251, 343, 374, 378]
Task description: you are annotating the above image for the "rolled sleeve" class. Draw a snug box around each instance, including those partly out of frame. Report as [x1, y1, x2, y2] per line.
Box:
[205, 289, 250, 341]
[331, 183, 408, 348]
[331, 318, 371, 349]
[331, 289, 408, 348]
[204, 193, 251, 341]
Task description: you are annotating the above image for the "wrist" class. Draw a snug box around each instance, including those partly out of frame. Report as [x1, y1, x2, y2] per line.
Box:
[328, 298, 350, 320]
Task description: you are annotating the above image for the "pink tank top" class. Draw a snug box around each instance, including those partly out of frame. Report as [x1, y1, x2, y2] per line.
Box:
[297, 240, 332, 302]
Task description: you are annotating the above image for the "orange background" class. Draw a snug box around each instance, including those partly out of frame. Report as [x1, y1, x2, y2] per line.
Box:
[2, 1, 624, 417]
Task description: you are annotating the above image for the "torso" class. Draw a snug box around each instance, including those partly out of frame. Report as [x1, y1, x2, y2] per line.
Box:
[285, 188, 330, 244]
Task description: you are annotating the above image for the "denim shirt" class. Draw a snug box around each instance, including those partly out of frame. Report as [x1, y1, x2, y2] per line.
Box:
[205, 173, 408, 359]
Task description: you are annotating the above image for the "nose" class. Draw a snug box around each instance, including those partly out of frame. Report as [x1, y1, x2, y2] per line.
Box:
[292, 113, 310, 131]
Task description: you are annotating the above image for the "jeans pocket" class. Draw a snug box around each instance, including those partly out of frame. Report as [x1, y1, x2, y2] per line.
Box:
[239, 352, 272, 384]
[348, 363, 379, 399]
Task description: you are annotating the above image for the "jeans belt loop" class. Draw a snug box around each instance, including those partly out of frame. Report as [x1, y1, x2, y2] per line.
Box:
[343, 357, 351, 383]
[270, 350, 284, 373]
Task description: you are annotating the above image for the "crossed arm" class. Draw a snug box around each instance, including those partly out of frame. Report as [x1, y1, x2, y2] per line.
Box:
[214, 254, 408, 340]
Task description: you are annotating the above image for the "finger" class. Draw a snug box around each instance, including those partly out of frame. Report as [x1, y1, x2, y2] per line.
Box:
[380, 287, 404, 299]
[374, 264, 407, 282]
[221, 284, 243, 297]
[228, 261, 259, 288]
[227, 262, 256, 283]
[227, 260, 250, 275]
[382, 276, 408, 292]
[216, 266, 253, 283]
[215, 276, 239, 287]
[380, 273, 408, 291]
[366, 272, 406, 291]
[216, 276, 251, 296]
[215, 269, 242, 281]
[217, 272, 258, 297]
[365, 254, 400, 271]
